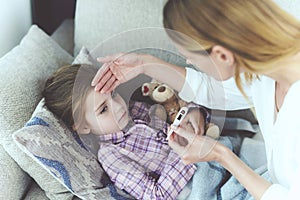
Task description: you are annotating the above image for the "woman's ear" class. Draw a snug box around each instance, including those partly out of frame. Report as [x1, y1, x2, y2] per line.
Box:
[72, 123, 90, 135]
[211, 45, 235, 66]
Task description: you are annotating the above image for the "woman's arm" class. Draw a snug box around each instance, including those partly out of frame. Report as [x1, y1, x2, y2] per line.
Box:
[141, 54, 186, 92]
[92, 53, 245, 110]
[219, 145, 271, 200]
[92, 53, 186, 93]
[168, 126, 271, 200]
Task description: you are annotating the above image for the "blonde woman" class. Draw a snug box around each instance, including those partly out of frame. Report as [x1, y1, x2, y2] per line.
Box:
[92, 0, 300, 199]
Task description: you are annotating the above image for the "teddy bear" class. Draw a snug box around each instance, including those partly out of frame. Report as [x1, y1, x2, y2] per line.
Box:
[141, 80, 220, 139]
[142, 81, 182, 123]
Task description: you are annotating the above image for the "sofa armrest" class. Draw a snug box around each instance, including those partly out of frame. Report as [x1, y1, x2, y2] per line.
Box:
[0, 144, 32, 200]
[23, 181, 49, 200]
[51, 19, 74, 55]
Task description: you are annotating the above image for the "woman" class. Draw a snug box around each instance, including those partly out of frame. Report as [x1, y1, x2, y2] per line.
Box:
[92, 0, 300, 199]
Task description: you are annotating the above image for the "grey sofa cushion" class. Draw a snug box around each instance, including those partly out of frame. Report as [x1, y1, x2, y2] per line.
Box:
[0, 25, 74, 199]
[51, 19, 75, 55]
[23, 181, 49, 200]
[74, 0, 168, 55]
[0, 144, 32, 200]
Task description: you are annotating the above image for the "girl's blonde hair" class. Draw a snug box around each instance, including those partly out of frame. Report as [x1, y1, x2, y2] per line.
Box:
[43, 64, 98, 131]
[163, 0, 300, 94]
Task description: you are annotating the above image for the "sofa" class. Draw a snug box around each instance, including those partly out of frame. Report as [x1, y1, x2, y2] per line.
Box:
[0, 1, 178, 199]
[0, 0, 274, 199]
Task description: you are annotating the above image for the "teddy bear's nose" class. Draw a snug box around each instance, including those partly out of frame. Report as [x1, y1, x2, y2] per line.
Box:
[158, 86, 166, 93]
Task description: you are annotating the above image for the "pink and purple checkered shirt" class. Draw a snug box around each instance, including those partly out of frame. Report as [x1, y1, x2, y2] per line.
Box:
[98, 101, 197, 200]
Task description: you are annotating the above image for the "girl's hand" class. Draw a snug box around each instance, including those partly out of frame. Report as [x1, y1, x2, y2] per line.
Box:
[91, 53, 156, 93]
[168, 125, 221, 164]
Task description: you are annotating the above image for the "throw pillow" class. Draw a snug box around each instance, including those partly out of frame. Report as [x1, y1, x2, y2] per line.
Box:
[13, 100, 113, 200]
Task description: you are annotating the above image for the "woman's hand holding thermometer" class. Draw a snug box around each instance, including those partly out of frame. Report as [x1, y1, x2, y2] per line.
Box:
[167, 107, 188, 140]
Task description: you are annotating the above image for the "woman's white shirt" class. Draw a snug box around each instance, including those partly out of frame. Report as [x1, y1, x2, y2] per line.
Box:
[179, 68, 300, 199]
[251, 76, 300, 200]
[179, 67, 253, 110]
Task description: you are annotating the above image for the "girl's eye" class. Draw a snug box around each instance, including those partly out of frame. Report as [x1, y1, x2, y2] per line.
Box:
[99, 106, 108, 114]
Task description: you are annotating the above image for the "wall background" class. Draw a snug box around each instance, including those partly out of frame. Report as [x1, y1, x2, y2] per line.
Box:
[0, 0, 32, 57]
[0, 0, 75, 58]
[274, 0, 300, 20]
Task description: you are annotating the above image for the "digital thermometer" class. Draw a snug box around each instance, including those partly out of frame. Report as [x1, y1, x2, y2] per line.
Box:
[166, 107, 188, 140]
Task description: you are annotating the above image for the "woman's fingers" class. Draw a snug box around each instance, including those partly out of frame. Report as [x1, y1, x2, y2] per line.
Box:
[92, 62, 110, 87]
[106, 79, 121, 93]
[100, 75, 116, 93]
[92, 53, 125, 86]
[168, 132, 194, 164]
[170, 125, 196, 143]
[93, 53, 145, 93]
[110, 64, 125, 81]
[168, 135, 186, 154]
[93, 61, 125, 92]
[94, 68, 113, 92]
[169, 125, 196, 154]
[169, 121, 221, 164]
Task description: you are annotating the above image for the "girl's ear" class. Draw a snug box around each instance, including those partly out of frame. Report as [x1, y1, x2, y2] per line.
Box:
[211, 45, 235, 66]
[72, 123, 90, 135]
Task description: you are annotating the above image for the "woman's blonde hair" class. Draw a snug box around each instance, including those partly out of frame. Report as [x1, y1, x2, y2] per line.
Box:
[163, 0, 300, 93]
[43, 64, 98, 131]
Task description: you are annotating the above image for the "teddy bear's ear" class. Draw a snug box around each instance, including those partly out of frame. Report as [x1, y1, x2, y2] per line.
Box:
[151, 79, 159, 84]
[142, 83, 150, 96]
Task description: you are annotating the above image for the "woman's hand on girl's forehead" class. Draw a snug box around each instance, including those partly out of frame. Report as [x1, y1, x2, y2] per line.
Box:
[92, 61, 121, 93]
[92, 53, 146, 93]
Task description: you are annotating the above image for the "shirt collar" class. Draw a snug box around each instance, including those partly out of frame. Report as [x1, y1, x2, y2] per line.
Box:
[98, 120, 136, 144]
[98, 131, 127, 143]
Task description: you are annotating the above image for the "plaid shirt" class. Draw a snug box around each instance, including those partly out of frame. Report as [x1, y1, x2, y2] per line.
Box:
[98, 101, 197, 200]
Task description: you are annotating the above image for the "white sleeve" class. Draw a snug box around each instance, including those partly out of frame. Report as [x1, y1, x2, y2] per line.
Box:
[179, 67, 252, 110]
[262, 184, 289, 200]
[262, 173, 300, 200]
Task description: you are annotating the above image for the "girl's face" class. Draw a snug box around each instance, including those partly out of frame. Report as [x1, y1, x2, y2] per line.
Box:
[83, 89, 129, 135]
[176, 44, 235, 81]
